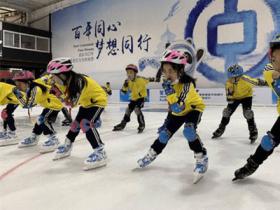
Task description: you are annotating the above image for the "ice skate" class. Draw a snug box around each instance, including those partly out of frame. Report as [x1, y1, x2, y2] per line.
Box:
[0, 131, 18, 146]
[137, 148, 157, 168]
[53, 138, 72, 160]
[193, 153, 208, 184]
[0, 130, 7, 138]
[137, 125, 145, 133]
[233, 156, 259, 181]
[18, 133, 39, 148]
[40, 134, 60, 153]
[212, 125, 225, 139]
[83, 146, 107, 170]
[113, 120, 126, 131]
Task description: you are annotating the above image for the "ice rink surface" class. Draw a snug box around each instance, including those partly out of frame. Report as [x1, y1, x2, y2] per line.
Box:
[1, 104, 280, 210]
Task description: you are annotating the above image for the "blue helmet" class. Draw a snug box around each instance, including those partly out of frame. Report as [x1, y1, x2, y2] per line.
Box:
[270, 34, 280, 49]
[227, 64, 244, 78]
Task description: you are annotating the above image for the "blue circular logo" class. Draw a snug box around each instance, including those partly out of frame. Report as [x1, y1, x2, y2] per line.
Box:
[185, 0, 280, 83]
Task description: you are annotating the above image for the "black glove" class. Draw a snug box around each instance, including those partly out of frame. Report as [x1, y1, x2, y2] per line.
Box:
[123, 80, 129, 88]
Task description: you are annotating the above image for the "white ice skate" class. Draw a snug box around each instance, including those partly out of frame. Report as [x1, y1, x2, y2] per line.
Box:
[53, 138, 72, 160]
[137, 148, 157, 168]
[18, 133, 39, 148]
[40, 134, 60, 154]
[0, 130, 7, 138]
[0, 131, 18, 146]
[83, 146, 107, 170]
[193, 153, 208, 184]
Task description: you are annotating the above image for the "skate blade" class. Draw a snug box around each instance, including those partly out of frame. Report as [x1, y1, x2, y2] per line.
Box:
[250, 138, 257, 144]
[112, 128, 122, 131]
[232, 177, 240, 181]
[18, 143, 38, 148]
[40, 148, 57, 154]
[53, 154, 70, 161]
[83, 161, 107, 171]
[211, 135, 220, 139]
[40, 144, 59, 154]
[0, 140, 19, 147]
[193, 173, 204, 184]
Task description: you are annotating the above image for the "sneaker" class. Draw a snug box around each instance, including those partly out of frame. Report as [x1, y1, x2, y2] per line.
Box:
[137, 148, 157, 168]
[53, 138, 72, 160]
[84, 146, 107, 170]
[40, 134, 60, 153]
[193, 152, 208, 184]
[18, 133, 39, 148]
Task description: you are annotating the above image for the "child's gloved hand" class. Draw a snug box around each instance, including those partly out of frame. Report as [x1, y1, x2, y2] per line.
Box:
[123, 80, 129, 88]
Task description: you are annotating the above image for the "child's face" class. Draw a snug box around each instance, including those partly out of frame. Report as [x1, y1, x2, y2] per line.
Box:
[15, 81, 28, 92]
[126, 69, 136, 80]
[162, 63, 178, 82]
[271, 48, 280, 72]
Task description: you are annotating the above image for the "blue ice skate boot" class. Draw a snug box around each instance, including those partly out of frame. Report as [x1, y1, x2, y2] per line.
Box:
[18, 133, 39, 148]
[53, 138, 72, 160]
[0, 131, 18, 146]
[137, 148, 157, 168]
[40, 134, 60, 153]
[193, 152, 208, 184]
[84, 146, 107, 170]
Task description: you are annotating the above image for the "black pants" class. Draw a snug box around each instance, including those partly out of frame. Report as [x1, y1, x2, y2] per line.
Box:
[220, 97, 256, 129]
[33, 108, 59, 136]
[151, 110, 206, 155]
[2, 104, 18, 131]
[251, 116, 280, 165]
[123, 98, 145, 126]
[67, 106, 104, 149]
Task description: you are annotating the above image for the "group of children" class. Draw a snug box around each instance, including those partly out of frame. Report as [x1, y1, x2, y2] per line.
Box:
[1, 35, 280, 183]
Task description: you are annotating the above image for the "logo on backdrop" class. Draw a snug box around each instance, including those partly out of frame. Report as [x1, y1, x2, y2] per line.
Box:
[185, 0, 280, 83]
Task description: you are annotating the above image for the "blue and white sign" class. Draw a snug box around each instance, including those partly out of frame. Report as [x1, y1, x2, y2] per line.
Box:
[185, 0, 280, 85]
[52, 0, 280, 88]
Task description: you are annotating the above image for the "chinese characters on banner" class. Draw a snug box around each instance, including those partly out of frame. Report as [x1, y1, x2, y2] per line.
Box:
[71, 20, 151, 63]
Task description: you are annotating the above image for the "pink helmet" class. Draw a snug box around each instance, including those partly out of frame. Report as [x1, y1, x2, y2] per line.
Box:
[160, 49, 188, 65]
[47, 57, 73, 74]
[125, 64, 138, 73]
[13, 71, 35, 81]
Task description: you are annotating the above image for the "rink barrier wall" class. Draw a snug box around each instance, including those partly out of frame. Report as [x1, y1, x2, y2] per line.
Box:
[108, 88, 275, 106]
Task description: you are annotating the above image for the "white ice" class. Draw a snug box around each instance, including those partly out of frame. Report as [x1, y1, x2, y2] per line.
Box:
[0, 104, 280, 210]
